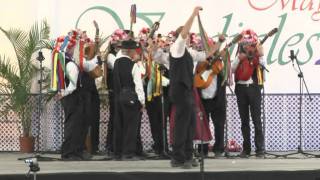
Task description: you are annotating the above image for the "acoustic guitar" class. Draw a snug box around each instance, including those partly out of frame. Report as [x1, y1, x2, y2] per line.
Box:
[194, 34, 242, 89]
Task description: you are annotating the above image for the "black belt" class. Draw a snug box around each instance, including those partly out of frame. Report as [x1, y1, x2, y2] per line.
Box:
[236, 83, 255, 88]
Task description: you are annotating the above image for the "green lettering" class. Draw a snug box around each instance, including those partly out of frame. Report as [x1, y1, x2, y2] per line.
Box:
[278, 33, 304, 65]
[75, 6, 125, 29]
[222, 13, 233, 36]
[305, 33, 320, 65]
[267, 13, 287, 65]
[137, 13, 165, 27]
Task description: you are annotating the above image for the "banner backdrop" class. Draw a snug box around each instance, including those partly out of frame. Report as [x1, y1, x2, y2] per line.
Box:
[1, 0, 320, 93]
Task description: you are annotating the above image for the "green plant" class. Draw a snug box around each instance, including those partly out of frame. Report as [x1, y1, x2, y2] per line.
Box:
[0, 20, 50, 137]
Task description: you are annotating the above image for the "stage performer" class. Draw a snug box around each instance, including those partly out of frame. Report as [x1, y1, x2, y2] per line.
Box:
[194, 35, 227, 158]
[52, 30, 101, 160]
[83, 34, 102, 155]
[168, 6, 216, 169]
[139, 29, 171, 157]
[231, 29, 265, 158]
[104, 29, 128, 156]
[113, 39, 145, 160]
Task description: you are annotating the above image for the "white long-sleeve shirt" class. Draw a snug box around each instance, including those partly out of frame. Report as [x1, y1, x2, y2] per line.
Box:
[152, 35, 207, 66]
[60, 61, 79, 97]
[61, 56, 99, 97]
[170, 35, 207, 62]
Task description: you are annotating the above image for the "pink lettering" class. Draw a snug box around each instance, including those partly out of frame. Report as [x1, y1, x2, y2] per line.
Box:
[248, 0, 320, 22]
[300, 0, 314, 10]
[280, 0, 297, 10]
[311, 4, 320, 20]
[248, 0, 277, 10]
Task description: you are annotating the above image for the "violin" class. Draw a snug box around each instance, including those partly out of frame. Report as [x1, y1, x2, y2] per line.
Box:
[194, 34, 243, 89]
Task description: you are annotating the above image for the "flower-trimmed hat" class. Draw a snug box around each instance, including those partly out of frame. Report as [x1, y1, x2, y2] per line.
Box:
[119, 39, 140, 49]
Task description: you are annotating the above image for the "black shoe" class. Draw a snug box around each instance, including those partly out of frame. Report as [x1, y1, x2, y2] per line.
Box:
[214, 152, 224, 159]
[159, 152, 170, 159]
[239, 152, 250, 158]
[136, 151, 149, 159]
[170, 159, 184, 168]
[255, 151, 265, 158]
[62, 155, 82, 161]
[113, 155, 122, 161]
[92, 151, 105, 155]
[80, 152, 93, 160]
[122, 155, 141, 161]
[182, 161, 192, 169]
[190, 159, 199, 167]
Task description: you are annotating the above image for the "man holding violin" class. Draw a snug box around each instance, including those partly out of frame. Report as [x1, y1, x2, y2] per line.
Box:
[231, 29, 265, 158]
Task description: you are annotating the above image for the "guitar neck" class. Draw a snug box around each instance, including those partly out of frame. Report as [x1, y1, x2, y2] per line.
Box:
[260, 35, 268, 45]
[94, 28, 99, 54]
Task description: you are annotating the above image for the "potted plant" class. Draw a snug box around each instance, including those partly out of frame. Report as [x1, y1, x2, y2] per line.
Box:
[0, 20, 50, 153]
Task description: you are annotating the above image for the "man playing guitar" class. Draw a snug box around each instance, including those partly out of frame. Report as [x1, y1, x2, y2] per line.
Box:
[231, 29, 265, 158]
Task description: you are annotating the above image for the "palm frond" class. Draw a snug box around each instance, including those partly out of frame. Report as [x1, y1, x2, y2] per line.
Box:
[22, 20, 50, 77]
[0, 20, 51, 137]
[0, 82, 12, 94]
[40, 39, 54, 50]
[98, 34, 110, 49]
[0, 55, 19, 85]
[0, 27, 28, 77]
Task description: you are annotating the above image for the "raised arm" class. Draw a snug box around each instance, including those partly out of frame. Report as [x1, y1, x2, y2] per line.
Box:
[180, 6, 203, 39]
[170, 6, 203, 58]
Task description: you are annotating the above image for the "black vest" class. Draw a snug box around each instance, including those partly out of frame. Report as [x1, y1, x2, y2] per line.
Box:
[106, 51, 117, 91]
[113, 57, 135, 92]
[169, 50, 194, 103]
[65, 56, 96, 91]
[107, 67, 114, 91]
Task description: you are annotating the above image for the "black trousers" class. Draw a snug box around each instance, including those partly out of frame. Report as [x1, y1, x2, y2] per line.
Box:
[201, 85, 226, 154]
[88, 89, 100, 152]
[113, 98, 141, 157]
[172, 94, 196, 163]
[235, 84, 264, 154]
[146, 95, 170, 154]
[61, 90, 88, 158]
[136, 113, 143, 155]
[106, 91, 114, 152]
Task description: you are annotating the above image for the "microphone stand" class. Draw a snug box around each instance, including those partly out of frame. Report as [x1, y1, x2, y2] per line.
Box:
[283, 50, 314, 157]
[224, 84, 233, 158]
[19, 50, 60, 161]
[199, 110, 205, 180]
[158, 65, 169, 158]
[268, 50, 314, 158]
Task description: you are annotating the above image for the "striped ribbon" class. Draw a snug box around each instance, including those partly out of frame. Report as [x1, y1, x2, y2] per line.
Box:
[257, 66, 264, 85]
[52, 52, 59, 91]
[147, 62, 162, 101]
[130, 4, 136, 34]
[130, 4, 136, 24]
[79, 40, 84, 71]
[222, 49, 231, 86]
[197, 15, 211, 55]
